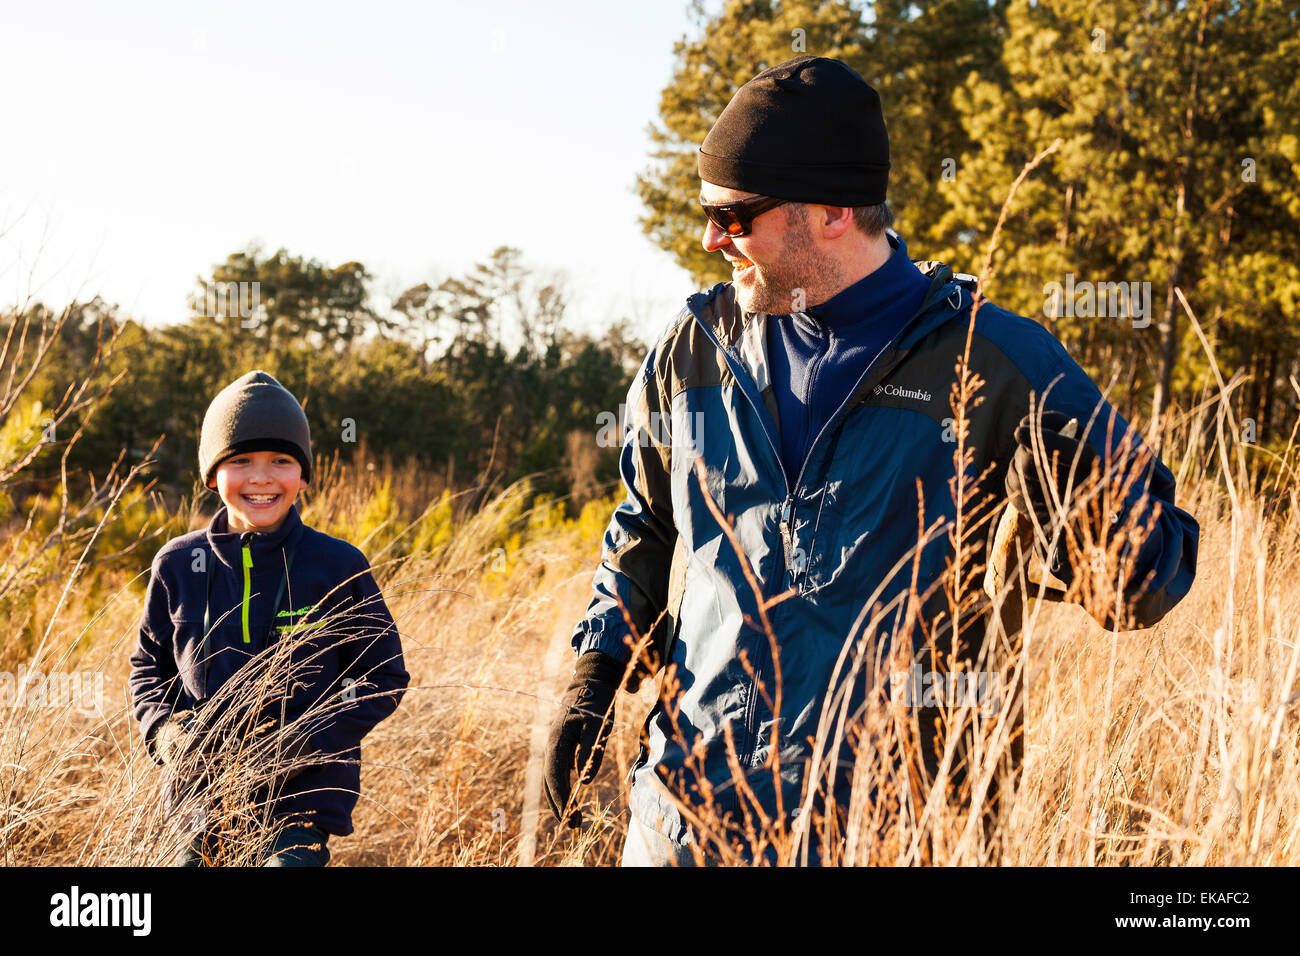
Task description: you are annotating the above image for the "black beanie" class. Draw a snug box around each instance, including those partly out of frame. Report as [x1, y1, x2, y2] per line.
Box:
[698, 55, 889, 206]
[199, 370, 313, 487]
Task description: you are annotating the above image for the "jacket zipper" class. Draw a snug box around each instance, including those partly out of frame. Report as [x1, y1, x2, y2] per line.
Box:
[685, 277, 956, 777]
[778, 496, 795, 573]
[787, 273, 963, 498]
[686, 322, 793, 786]
[692, 302, 935, 579]
[798, 320, 829, 481]
[241, 532, 253, 643]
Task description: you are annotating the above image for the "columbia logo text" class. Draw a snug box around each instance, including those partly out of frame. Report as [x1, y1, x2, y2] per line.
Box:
[876, 383, 933, 403]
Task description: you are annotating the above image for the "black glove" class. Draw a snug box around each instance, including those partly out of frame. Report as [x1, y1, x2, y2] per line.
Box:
[1006, 411, 1101, 580]
[543, 650, 625, 828]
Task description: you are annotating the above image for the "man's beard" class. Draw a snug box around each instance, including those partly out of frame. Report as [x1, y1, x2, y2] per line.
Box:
[732, 207, 845, 315]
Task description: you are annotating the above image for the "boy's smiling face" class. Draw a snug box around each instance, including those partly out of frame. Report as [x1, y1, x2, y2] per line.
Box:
[208, 450, 307, 533]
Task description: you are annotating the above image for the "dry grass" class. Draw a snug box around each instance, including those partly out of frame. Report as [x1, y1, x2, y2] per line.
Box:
[0, 376, 1297, 865]
[2, 158, 1298, 863]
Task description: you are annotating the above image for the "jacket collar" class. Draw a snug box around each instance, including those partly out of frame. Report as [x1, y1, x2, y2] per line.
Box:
[801, 233, 930, 334]
[206, 503, 305, 570]
[687, 248, 964, 391]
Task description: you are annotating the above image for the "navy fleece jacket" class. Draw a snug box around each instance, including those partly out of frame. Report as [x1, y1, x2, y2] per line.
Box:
[129, 503, 409, 837]
[767, 232, 932, 485]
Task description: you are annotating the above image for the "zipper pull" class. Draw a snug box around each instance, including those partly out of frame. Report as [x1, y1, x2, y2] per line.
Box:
[779, 496, 794, 573]
[241, 535, 253, 644]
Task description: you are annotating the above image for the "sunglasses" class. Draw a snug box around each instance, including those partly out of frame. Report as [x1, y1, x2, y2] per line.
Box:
[699, 193, 791, 238]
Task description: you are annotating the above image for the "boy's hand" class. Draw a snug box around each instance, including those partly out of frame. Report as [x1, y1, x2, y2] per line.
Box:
[543, 651, 625, 828]
[153, 710, 197, 765]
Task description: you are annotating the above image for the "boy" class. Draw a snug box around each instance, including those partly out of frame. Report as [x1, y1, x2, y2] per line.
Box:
[130, 370, 409, 866]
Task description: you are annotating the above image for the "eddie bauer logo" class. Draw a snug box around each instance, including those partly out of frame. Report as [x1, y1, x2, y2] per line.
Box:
[873, 382, 932, 402]
[49, 886, 151, 936]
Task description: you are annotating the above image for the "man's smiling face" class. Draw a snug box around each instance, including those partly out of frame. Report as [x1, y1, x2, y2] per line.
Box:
[208, 450, 307, 533]
[699, 181, 841, 315]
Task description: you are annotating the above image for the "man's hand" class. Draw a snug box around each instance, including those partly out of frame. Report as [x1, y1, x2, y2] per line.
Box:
[543, 650, 625, 828]
[1007, 411, 1100, 525]
[1006, 411, 1101, 580]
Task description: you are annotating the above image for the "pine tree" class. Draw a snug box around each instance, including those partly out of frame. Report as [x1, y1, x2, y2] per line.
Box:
[638, 0, 1002, 284]
[941, 0, 1300, 432]
[637, 0, 868, 286]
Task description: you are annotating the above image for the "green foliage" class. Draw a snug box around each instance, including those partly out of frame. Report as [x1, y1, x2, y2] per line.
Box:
[92, 488, 183, 571]
[355, 478, 402, 554]
[201, 246, 381, 352]
[0, 397, 47, 484]
[16, 244, 637, 513]
[639, 0, 1300, 438]
[638, 0, 871, 285]
[573, 494, 620, 550]
[410, 489, 457, 555]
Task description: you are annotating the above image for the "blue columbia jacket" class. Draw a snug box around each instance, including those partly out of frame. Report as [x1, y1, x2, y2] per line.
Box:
[129, 504, 409, 836]
[767, 233, 931, 483]
[571, 253, 1199, 855]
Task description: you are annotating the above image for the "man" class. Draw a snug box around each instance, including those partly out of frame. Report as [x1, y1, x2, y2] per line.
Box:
[543, 56, 1198, 866]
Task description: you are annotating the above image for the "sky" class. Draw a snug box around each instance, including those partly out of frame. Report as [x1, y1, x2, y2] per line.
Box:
[0, 0, 704, 344]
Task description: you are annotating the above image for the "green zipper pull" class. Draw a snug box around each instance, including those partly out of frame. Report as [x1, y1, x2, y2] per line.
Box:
[241, 537, 254, 643]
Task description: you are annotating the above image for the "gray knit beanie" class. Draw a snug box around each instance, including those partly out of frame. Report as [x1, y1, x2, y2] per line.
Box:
[199, 370, 312, 486]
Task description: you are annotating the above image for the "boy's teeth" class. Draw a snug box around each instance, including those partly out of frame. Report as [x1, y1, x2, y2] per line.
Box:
[245, 494, 278, 502]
